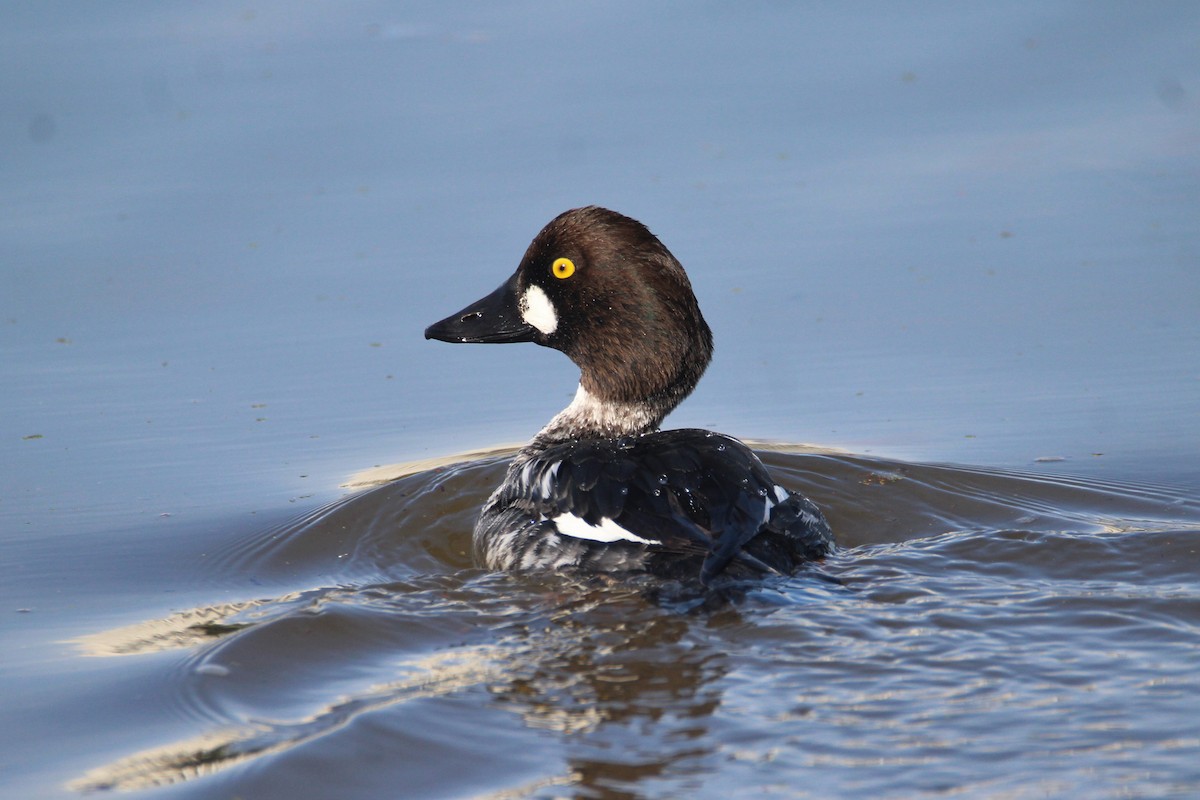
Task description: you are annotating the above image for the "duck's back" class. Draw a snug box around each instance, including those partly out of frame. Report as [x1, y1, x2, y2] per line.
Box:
[475, 430, 833, 584]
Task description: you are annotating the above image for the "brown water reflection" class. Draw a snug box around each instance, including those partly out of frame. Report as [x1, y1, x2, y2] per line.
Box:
[5, 3, 1198, 797]
[62, 449, 1200, 798]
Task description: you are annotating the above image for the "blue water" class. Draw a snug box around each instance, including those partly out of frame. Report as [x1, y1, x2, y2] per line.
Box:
[2, 3, 1198, 798]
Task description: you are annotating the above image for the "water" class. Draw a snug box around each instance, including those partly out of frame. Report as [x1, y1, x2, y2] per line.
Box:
[28, 451, 1200, 798]
[3, 3, 1199, 798]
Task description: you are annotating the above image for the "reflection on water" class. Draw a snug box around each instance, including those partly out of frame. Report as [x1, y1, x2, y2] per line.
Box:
[3, 4, 1198, 797]
[64, 450, 1200, 798]
[68, 567, 732, 794]
[71, 620, 526, 791]
[71, 599, 270, 658]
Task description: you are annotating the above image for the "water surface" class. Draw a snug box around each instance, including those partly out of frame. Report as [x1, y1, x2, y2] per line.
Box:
[36, 450, 1200, 798]
[2, 3, 1199, 798]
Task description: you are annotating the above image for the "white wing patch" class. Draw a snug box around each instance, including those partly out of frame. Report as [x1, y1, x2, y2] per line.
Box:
[551, 513, 661, 546]
[520, 285, 558, 335]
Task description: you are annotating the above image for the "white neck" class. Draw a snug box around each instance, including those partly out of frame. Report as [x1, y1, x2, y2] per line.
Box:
[536, 384, 659, 441]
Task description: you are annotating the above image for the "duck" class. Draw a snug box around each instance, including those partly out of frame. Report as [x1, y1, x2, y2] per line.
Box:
[425, 206, 833, 586]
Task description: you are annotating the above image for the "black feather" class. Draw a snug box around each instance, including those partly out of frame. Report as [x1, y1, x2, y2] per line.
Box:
[482, 429, 833, 584]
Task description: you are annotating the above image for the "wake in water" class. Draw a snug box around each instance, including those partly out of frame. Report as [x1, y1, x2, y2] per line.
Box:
[67, 449, 1200, 797]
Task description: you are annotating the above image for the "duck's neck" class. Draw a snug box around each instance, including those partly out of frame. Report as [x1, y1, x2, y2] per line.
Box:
[532, 384, 665, 444]
[531, 325, 711, 445]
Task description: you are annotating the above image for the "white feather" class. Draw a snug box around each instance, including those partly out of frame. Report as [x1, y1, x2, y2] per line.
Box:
[551, 513, 661, 545]
[539, 384, 658, 440]
[538, 461, 560, 498]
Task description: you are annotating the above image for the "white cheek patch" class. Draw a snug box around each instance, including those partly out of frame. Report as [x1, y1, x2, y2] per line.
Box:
[551, 513, 661, 546]
[520, 284, 558, 335]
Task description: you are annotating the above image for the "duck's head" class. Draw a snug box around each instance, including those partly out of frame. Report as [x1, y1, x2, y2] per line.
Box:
[426, 206, 713, 435]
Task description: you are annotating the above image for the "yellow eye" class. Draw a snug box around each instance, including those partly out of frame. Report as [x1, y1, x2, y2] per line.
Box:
[551, 257, 575, 280]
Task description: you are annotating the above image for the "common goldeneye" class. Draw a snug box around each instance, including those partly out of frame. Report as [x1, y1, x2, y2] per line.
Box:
[425, 206, 833, 585]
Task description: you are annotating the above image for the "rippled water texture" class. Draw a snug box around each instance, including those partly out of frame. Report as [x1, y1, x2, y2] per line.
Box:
[3, 3, 1199, 798]
[56, 449, 1200, 798]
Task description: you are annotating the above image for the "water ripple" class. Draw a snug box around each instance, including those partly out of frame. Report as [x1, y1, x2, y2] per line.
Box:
[65, 449, 1200, 798]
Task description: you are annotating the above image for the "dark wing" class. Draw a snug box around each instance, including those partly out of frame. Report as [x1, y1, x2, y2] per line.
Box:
[518, 430, 790, 583]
